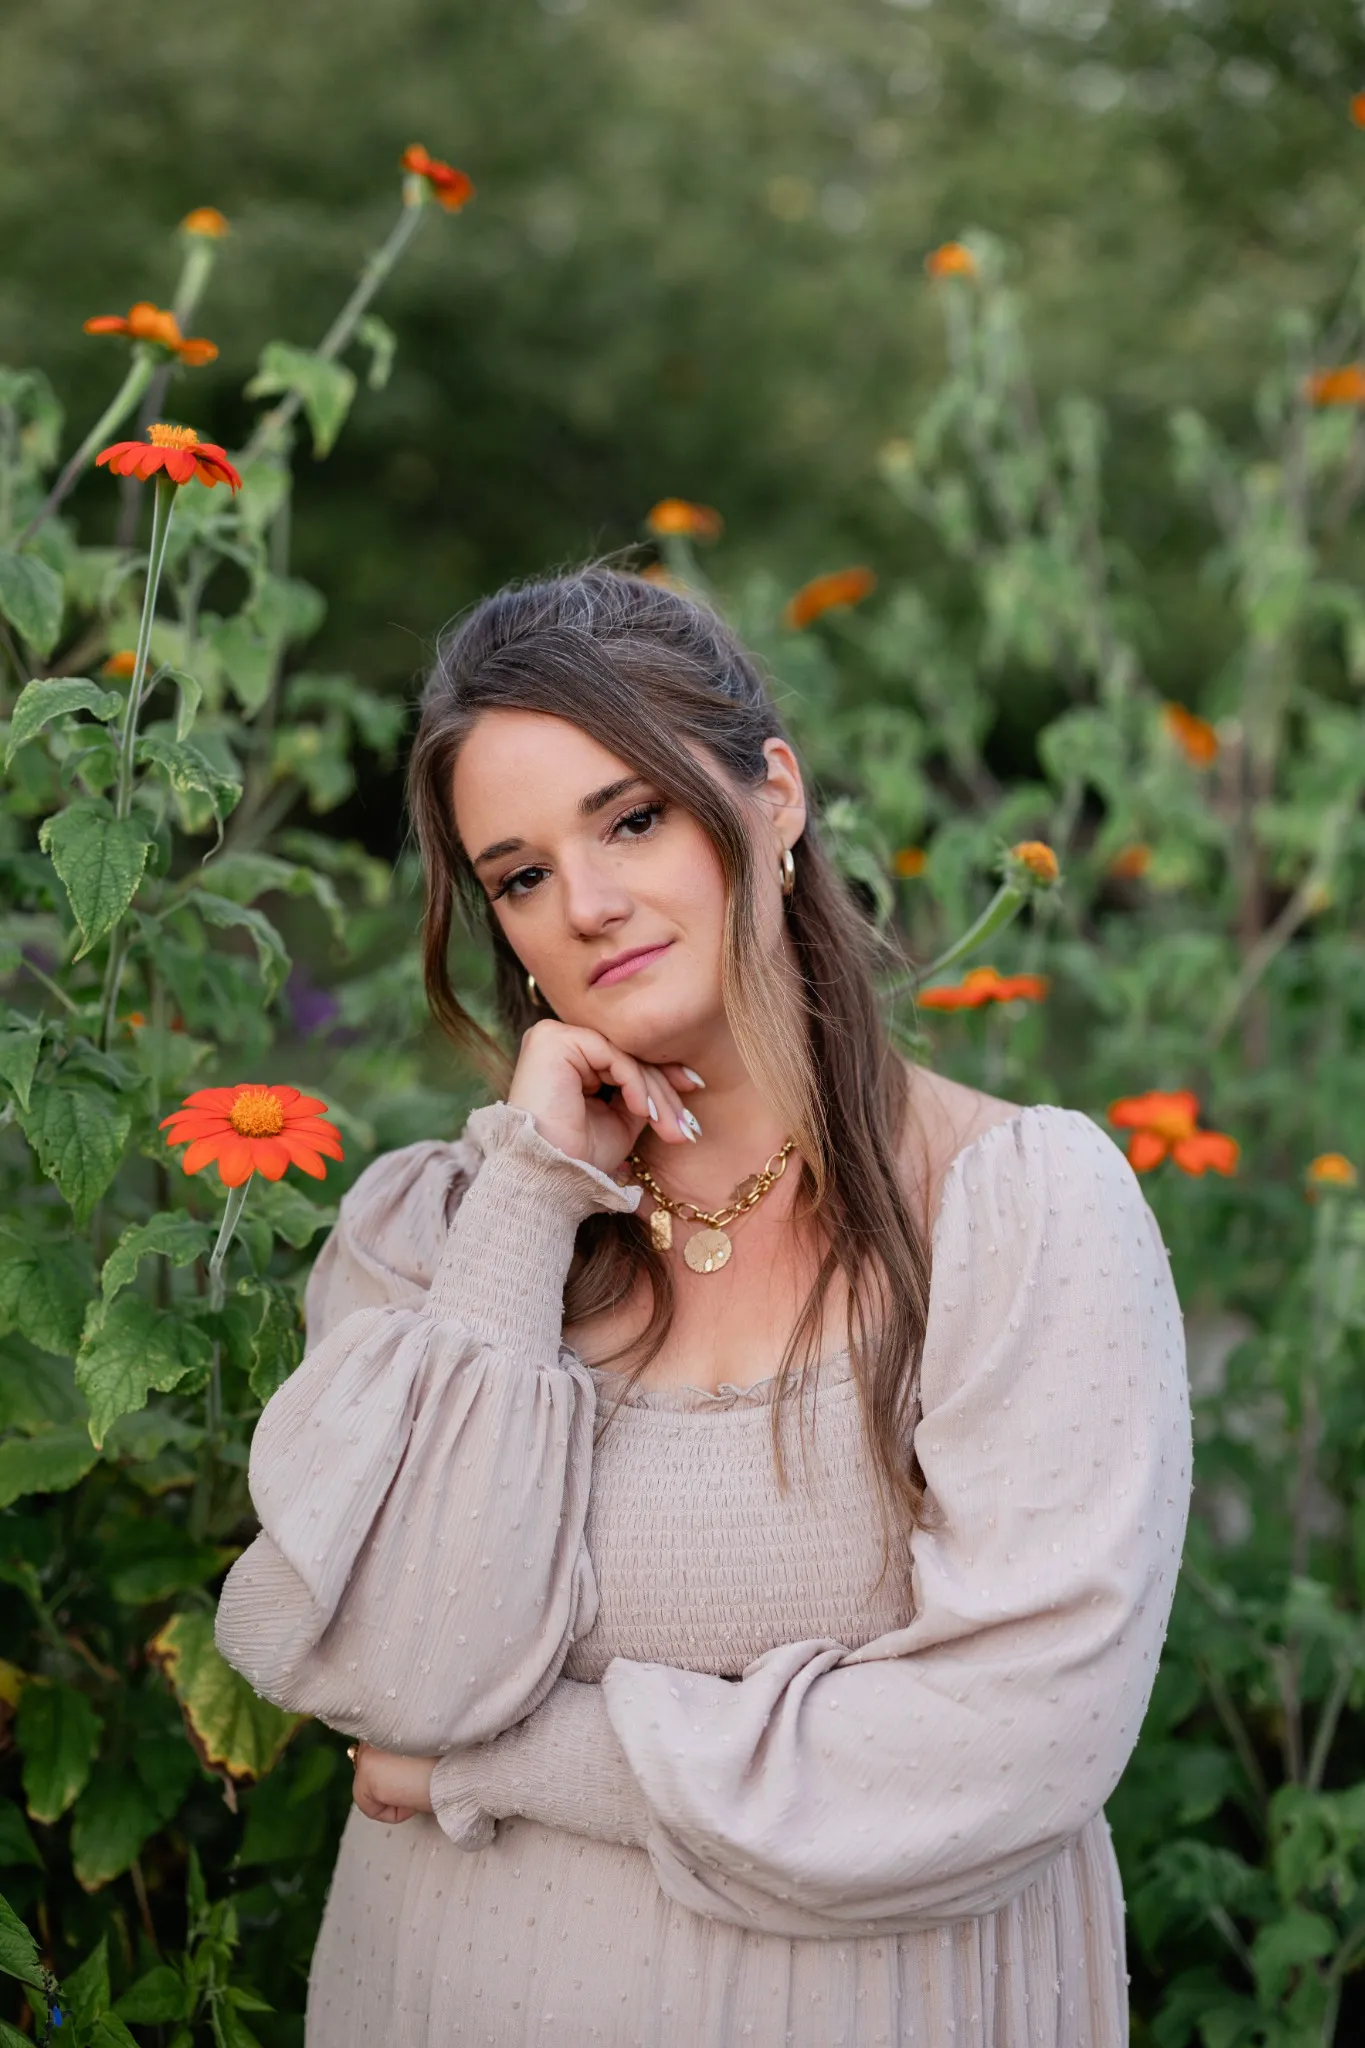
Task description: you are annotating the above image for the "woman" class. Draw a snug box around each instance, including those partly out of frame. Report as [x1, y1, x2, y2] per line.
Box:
[216, 568, 1190, 2047]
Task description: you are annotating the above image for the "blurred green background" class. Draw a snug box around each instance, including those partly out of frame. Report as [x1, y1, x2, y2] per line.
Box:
[6, 0, 1365, 860]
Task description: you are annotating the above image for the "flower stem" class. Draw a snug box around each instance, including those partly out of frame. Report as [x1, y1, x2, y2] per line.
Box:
[885, 882, 1027, 1000]
[208, 1176, 253, 1311]
[98, 476, 180, 1049]
[16, 349, 158, 548]
[239, 200, 427, 466]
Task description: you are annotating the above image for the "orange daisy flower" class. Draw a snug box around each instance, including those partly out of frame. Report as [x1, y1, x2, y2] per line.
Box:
[1161, 701, 1219, 767]
[925, 241, 976, 280]
[1353, 93, 1365, 129]
[181, 206, 230, 238]
[1108, 1090, 1239, 1176]
[401, 145, 476, 212]
[160, 1084, 343, 1187]
[784, 566, 877, 631]
[646, 498, 724, 540]
[1306, 1152, 1357, 1195]
[918, 965, 1049, 1011]
[893, 846, 927, 879]
[1306, 366, 1365, 406]
[101, 649, 138, 679]
[96, 424, 242, 492]
[83, 302, 218, 367]
[1109, 843, 1151, 880]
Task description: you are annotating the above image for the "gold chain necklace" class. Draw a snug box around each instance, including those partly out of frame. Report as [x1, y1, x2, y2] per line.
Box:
[625, 1138, 797, 1274]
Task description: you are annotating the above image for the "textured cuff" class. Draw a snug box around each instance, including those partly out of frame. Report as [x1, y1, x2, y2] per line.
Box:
[427, 1103, 640, 1353]
[430, 1748, 497, 1851]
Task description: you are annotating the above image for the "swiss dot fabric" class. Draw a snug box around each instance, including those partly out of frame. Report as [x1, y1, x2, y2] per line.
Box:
[215, 1100, 1191, 2046]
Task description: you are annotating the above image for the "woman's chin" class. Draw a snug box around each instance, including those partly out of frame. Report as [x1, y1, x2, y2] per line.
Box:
[586, 988, 719, 1065]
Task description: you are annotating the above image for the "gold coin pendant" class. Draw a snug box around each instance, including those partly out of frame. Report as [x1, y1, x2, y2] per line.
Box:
[683, 1226, 733, 1275]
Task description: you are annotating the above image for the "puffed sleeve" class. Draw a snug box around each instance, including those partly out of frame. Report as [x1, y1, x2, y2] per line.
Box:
[582, 1107, 1191, 1936]
[213, 1102, 640, 1753]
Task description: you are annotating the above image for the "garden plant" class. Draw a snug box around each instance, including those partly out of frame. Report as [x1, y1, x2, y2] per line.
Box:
[2, 130, 1365, 2048]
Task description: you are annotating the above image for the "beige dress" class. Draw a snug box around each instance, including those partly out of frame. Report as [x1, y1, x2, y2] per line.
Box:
[215, 1100, 1190, 2047]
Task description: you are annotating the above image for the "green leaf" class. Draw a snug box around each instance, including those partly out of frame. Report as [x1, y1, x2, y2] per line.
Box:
[70, 1765, 172, 1892]
[76, 1296, 214, 1449]
[160, 665, 203, 741]
[115, 1967, 189, 2028]
[190, 891, 291, 996]
[64, 1933, 110, 2026]
[115, 1965, 190, 2025]
[4, 677, 123, 766]
[38, 798, 154, 959]
[246, 342, 357, 457]
[204, 612, 275, 714]
[99, 1212, 209, 1308]
[0, 1231, 92, 1354]
[149, 1610, 303, 1783]
[16, 1679, 101, 1824]
[0, 549, 63, 656]
[137, 734, 242, 824]
[238, 1278, 303, 1403]
[1250, 1908, 1335, 2007]
[0, 1023, 43, 1112]
[357, 312, 397, 390]
[92, 2018, 142, 2048]
[251, 573, 326, 647]
[0, 1888, 42, 1989]
[19, 1079, 131, 1224]
[196, 850, 346, 943]
[0, 1427, 100, 1510]
[247, 1176, 336, 1249]
[105, 1521, 228, 1605]
[0, 1800, 41, 1871]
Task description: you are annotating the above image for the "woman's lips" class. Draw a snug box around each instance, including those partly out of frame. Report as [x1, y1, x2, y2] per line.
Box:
[591, 942, 674, 987]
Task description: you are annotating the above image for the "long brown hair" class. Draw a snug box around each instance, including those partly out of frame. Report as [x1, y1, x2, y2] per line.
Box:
[407, 566, 934, 1561]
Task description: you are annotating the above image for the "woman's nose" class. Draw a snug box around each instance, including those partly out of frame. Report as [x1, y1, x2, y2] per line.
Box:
[558, 851, 632, 936]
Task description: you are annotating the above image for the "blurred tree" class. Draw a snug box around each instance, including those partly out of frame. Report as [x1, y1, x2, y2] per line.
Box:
[4, 0, 1365, 826]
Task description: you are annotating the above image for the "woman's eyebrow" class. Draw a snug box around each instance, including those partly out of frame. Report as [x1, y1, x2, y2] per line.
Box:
[471, 777, 647, 867]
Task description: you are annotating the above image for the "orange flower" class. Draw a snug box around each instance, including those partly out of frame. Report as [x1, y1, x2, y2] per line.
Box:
[160, 1084, 344, 1187]
[646, 498, 724, 540]
[1161, 701, 1219, 767]
[1306, 366, 1365, 406]
[639, 563, 685, 590]
[1109, 843, 1151, 880]
[893, 846, 927, 879]
[1306, 1152, 1357, 1195]
[181, 206, 230, 238]
[784, 566, 877, 631]
[925, 241, 976, 280]
[83, 301, 218, 367]
[1108, 1090, 1239, 1176]
[101, 649, 138, 679]
[401, 144, 475, 212]
[96, 423, 242, 492]
[918, 965, 1049, 1011]
[1353, 93, 1365, 129]
[1009, 840, 1059, 886]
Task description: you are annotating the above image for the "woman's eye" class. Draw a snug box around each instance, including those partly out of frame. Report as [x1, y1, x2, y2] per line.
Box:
[614, 801, 666, 840]
[493, 865, 547, 902]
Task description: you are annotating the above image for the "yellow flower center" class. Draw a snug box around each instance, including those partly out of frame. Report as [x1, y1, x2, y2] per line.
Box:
[229, 1088, 285, 1139]
[1147, 1105, 1197, 1142]
[148, 423, 200, 449]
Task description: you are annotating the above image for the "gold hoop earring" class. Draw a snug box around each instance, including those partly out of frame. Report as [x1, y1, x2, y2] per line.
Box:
[526, 973, 542, 1008]
[780, 847, 796, 897]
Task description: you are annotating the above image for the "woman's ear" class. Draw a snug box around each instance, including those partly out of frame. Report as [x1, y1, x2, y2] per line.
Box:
[760, 737, 808, 852]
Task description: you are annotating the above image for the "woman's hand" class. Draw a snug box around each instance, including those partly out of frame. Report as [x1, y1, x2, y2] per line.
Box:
[508, 1019, 703, 1174]
[349, 1741, 437, 1826]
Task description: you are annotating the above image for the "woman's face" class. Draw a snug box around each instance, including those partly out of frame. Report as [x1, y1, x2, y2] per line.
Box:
[451, 709, 805, 1067]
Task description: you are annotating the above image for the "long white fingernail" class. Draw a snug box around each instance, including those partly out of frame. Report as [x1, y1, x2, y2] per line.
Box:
[682, 1067, 705, 1088]
[678, 1115, 698, 1142]
[681, 1109, 702, 1138]
[647, 1096, 659, 1122]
